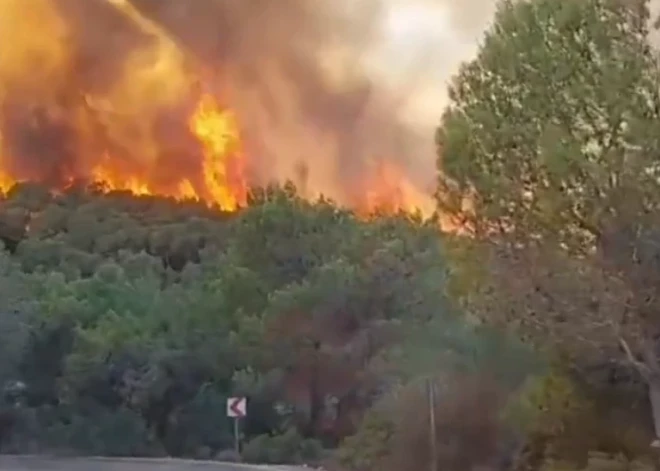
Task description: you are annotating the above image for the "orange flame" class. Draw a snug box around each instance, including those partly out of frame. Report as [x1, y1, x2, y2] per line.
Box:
[357, 159, 435, 217]
[81, 93, 247, 211]
[189, 94, 247, 211]
[0, 0, 438, 222]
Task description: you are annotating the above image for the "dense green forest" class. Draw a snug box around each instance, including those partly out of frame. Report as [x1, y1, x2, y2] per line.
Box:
[0, 181, 533, 467]
[6, 0, 660, 470]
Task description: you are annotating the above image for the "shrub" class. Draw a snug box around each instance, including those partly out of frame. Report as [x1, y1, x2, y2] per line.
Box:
[337, 409, 395, 471]
[504, 371, 595, 466]
[241, 426, 324, 464]
[338, 374, 507, 471]
[42, 407, 162, 457]
[162, 387, 233, 457]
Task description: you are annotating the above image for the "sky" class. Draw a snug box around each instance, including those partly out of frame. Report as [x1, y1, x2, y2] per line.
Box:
[366, 0, 498, 128]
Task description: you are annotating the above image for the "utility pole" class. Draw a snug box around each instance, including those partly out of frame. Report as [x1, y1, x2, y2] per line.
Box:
[428, 378, 437, 471]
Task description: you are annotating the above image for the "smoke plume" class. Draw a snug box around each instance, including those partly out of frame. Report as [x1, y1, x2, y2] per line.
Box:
[0, 0, 498, 212]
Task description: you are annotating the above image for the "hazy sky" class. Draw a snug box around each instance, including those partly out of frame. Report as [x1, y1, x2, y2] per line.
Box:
[365, 0, 498, 127]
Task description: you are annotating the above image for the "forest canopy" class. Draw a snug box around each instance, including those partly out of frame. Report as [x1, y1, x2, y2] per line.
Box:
[0, 181, 527, 465]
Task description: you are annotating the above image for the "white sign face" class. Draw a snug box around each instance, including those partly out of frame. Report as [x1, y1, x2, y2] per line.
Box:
[227, 397, 247, 418]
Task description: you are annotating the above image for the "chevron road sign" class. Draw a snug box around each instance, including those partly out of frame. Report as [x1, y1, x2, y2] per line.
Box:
[227, 397, 247, 418]
[227, 397, 247, 454]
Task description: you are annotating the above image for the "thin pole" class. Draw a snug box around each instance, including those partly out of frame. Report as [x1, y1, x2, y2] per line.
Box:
[428, 378, 437, 471]
[234, 417, 240, 455]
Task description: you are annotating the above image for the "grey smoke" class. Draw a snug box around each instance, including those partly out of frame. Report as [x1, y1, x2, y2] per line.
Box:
[125, 0, 499, 202]
[0, 0, 500, 205]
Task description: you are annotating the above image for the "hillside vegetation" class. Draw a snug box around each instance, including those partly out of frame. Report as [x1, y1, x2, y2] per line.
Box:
[0, 182, 523, 465]
[5, 0, 660, 470]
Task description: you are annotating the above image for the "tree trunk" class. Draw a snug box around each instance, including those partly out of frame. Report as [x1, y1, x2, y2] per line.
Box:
[648, 377, 660, 440]
[306, 340, 323, 438]
[640, 339, 660, 443]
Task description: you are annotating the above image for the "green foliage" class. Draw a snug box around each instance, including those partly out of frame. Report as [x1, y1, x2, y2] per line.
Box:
[241, 427, 324, 464]
[388, 315, 543, 386]
[437, 0, 660, 452]
[337, 410, 395, 471]
[340, 311, 544, 471]
[0, 182, 484, 461]
[161, 386, 233, 457]
[505, 372, 592, 439]
[43, 408, 161, 457]
[340, 374, 512, 471]
[438, 0, 658, 248]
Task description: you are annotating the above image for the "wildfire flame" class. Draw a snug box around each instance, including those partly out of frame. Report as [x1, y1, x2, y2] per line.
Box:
[0, 0, 436, 219]
[359, 159, 435, 216]
[189, 95, 247, 211]
[85, 94, 247, 212]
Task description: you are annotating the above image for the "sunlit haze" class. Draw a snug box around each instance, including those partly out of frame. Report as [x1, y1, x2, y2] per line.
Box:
[368, 0, 496, 128]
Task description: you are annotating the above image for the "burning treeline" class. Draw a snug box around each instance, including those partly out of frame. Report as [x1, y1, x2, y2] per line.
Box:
[0, 0, 436, 215]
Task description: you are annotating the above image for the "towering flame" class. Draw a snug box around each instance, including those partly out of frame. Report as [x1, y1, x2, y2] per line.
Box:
[0, 0, 437, 218]
[80, 93, 247, 212]
[189, 94, 247, 211]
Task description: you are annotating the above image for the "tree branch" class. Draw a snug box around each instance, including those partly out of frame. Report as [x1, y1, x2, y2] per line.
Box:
[619, 336, 652, 380]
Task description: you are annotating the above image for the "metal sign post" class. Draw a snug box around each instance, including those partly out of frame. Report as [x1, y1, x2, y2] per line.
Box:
[233, 415, 240, 455]
[227, 397, 247, 455]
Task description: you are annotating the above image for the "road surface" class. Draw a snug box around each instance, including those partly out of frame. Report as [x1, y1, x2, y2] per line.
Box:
[0, 456, 307, 470]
